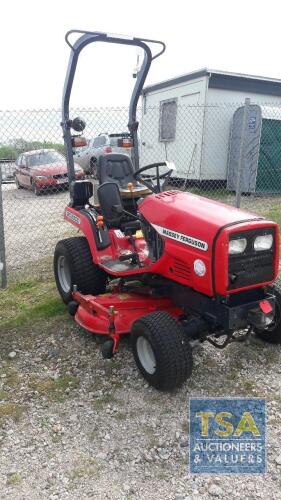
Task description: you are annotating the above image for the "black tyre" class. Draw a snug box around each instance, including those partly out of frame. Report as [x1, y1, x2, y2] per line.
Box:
[101, 339, 114, 359]
[32, 180, 41, 196]
[15, 176, 23, 189]
[131, 311, 193, 390]
[54, 236, 108, 304]
[68, 301, 79, 316]
[254, 284, 281, 344]
[89, 157, 98, 179]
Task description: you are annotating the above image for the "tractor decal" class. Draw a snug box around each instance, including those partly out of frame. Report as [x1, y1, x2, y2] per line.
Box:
[151, 223, 208, 251]
[65, 210, 81, 225]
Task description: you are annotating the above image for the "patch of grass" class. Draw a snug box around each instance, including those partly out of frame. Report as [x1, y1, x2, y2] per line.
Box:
[51, 434, 62, 444]
[232, 359, 244, 371]
[226, 368, 241, 382]
[187, 187, 230, 200]
[54, 375, 79, 390]
[69, 459, 99, 482]
[54, 395, 66, 404]
[0, 277, 66, 331]
[28, 375, 80, 400]
[0, 368, 21, 391]
[7, 473, 22, 485]
[143, 391, 164, 405]
[92, 393, 118, 410]
[12, 281, 37, 293]
[1, 369, 20, 388]
[39, 416, 50, 428]
[113, 412, 127, 421]
[0, 390, 11, 401]
[266, 204, 281, 228]
[103, 361, 122, 376]
[0, 404, 26, 423]
[263, 348, 280, 365]
[2, 298, 65, 330]
[237, 379, 257, 395]
[201, 357, 218, 369]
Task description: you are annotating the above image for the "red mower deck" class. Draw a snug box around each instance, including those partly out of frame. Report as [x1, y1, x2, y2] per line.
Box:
[73, 290, 183, 344]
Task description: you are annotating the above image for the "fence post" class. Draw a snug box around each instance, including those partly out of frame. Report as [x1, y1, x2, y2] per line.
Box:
[235, 97, 250, 208]
[0, 166, 7, 288]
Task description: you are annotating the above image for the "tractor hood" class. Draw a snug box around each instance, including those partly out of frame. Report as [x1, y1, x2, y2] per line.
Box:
[138, 190, 279, 297]
[139, 190, 261, 250]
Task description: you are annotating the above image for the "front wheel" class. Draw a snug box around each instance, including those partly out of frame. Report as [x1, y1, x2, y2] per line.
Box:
[32, 180, 41, 196]
[54, 236, 108, 304]
[15, 176, 23, 189]
[254, 284, 281, 344]
[131, 311, 193, 390]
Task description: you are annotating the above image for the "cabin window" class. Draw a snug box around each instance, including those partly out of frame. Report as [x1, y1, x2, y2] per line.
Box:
[159, 98, 177, 141]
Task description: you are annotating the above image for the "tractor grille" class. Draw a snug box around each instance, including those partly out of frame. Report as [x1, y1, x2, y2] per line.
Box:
[53, 173, 68, 180]
[173, 258, 192, 283]
[228, 228, 275, 290]
[155, 190, 179, 199]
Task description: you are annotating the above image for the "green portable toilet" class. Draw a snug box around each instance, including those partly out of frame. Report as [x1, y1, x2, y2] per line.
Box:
[227, 104, 281, 193]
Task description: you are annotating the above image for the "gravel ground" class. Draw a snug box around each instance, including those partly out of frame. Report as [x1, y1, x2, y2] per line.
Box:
[2, 184, 74, 274]
[0, 313, 281, 499]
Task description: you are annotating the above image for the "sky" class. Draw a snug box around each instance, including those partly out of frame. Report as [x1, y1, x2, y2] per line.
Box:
[1, 0, 281, 110]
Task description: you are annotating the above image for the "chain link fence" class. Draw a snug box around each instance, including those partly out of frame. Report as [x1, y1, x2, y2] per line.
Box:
[1, 102, 281, 285]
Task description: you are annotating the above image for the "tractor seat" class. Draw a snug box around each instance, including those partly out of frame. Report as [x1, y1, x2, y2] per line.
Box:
[97, 181, 140, 232]
[98, 153, 151, 198]
[69, 180, 93, 209]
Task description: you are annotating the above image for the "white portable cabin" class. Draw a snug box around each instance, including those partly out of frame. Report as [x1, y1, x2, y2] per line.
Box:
[140, 69, 281, 181]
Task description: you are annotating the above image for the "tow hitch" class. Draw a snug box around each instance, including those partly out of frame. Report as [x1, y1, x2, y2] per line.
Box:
[248, 299, 275, 329]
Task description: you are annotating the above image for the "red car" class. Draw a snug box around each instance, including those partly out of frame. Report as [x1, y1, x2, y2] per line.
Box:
[15, 149, 84, 195]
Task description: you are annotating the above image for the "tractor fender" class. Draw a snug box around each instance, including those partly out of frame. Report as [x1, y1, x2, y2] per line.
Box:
[64, 206, 111, 264]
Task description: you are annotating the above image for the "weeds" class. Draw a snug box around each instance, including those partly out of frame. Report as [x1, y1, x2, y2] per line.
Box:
[68, 458, 99, 483]
[0, 277, 66, 331]
[6, 473, 22, 485]
[92, 393, 118, 410]
[0, 404, 26, 423]
[28, 375, 80, 400]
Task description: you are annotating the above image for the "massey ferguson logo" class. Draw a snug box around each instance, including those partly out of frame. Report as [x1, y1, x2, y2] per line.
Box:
[152, 224, 208, 251]
[65, 210, 81, 225]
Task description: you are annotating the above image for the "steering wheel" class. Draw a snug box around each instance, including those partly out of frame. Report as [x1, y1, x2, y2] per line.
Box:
[133, 161, 176, 193]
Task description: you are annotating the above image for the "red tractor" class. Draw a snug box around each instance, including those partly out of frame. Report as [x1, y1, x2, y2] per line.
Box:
[54, 30, 281, 390]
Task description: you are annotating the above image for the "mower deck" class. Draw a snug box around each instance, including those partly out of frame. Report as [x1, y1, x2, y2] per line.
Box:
[73, 290, 183, 336]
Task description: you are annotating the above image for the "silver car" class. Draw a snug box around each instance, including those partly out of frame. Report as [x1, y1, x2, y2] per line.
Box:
[0, 160, 16, 183]
[73, 133, 133, 177]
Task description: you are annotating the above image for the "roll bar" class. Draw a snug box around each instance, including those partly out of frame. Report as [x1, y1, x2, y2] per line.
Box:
[61, 30, 166, 181]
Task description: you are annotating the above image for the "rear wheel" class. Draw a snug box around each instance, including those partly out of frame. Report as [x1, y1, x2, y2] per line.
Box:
[254, 284, 281, 344]
[54, 236, 108, 303]
[131, 311, 193, 390]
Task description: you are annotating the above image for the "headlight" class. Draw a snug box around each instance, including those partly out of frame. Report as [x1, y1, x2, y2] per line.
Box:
[254, 234, 273, 251]
[228, 238, 247, 255]
[194, 259, 206, 277]
[35, 175, 49, 180]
